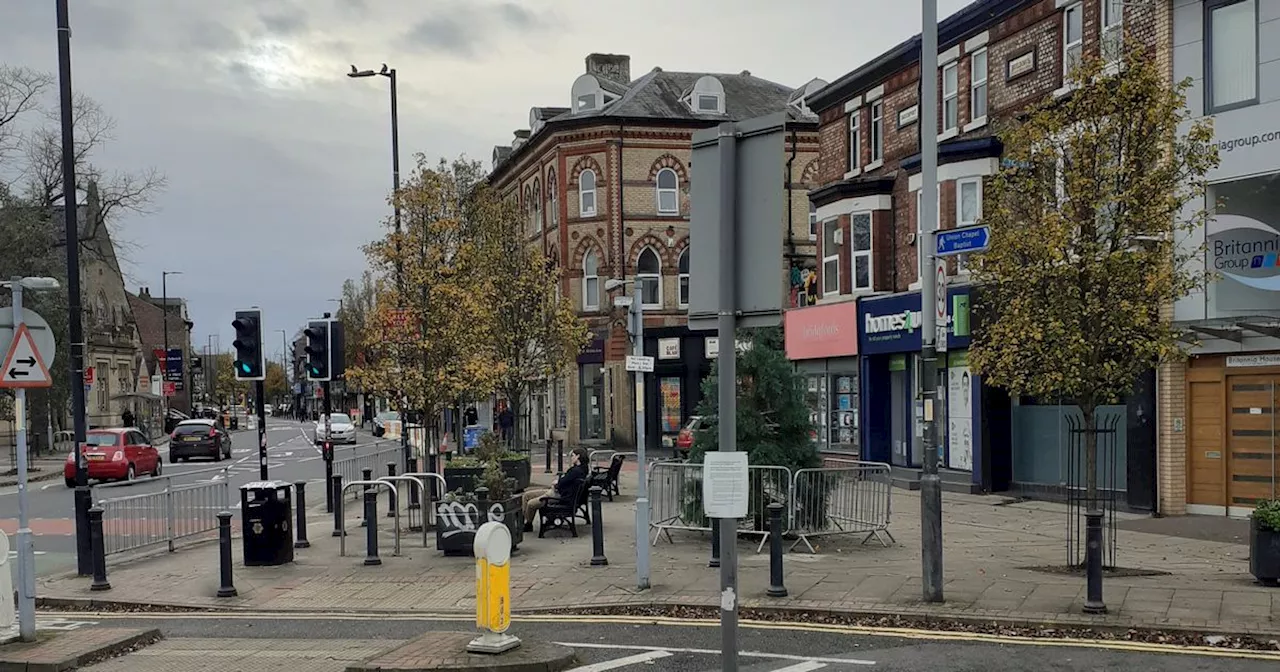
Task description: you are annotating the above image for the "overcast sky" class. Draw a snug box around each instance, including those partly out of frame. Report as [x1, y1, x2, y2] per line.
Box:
[2, 0, 971, 361]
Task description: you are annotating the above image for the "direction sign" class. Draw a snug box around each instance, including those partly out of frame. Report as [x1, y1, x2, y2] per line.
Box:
[0, 325, 52, 388]
[936, 225, 991, 257]
[0, 307, 56, 370]
[625, 355, 655, 373]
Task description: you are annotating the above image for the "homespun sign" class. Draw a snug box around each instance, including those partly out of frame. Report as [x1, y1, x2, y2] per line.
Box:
[858, 289, 971, 355]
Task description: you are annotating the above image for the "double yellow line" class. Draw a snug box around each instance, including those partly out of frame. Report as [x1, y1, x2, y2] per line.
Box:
[40, 610, 1280, 661]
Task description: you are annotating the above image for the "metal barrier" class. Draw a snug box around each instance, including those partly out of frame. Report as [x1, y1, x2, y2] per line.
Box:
[338, 480, 400, 557]
[648, 461, 793, 552]
[94, 466, 231, 556]
[378, 476, 429, 548]
[587, 449, 638, 473]
[403, 471, 447, 528]
[332, 441, 401, 501]
[790, 461, 894, 553]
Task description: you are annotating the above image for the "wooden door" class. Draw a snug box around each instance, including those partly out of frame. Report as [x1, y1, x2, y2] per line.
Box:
[1188, 380, 1225, 507]
[1226, 376, 1280, 509]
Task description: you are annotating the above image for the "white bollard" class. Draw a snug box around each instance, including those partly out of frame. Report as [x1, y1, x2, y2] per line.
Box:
[467, 521, 519, 654]
[0, 530, 15, 640]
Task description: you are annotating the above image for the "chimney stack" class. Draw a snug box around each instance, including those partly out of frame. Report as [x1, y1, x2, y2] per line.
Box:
[585, 53, 631, 85]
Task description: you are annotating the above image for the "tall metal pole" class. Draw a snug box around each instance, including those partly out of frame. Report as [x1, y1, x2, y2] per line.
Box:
[162, 272, 170, 422]
[715, 122, 739, 672]
[256, 380, 267, 480]
[55, 0, 93, 577]
[919, 0, 945, 604]
[630, 287, 650, 590]
[12, 280, 36, 641]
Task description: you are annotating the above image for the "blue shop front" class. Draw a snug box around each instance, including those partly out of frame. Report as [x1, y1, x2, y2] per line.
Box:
[858, 287, 984, 492]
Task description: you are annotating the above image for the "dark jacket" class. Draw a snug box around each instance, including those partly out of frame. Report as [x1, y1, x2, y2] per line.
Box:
[498, 409, 514, 429]
[554, 462, 588, 498]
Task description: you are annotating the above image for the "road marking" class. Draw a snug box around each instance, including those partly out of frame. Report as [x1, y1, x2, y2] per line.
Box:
[564, 651, 673, 672]
[7, 550, 46, 556]
[771, 662, 828, 672]
[34, 612, 1280, 662]
[557, 642, 873, 666]
[36, 616, 98, 631]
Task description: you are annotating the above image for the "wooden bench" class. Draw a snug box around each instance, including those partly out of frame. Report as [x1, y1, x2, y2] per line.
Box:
[537, 478, 589, 538]
[589, 454, 626, 502]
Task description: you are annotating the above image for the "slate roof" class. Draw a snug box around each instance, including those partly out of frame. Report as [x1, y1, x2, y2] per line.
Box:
[557, 68, 812, 124]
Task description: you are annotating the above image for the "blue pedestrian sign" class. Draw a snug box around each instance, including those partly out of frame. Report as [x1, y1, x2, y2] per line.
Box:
[936, 226, 991, 257]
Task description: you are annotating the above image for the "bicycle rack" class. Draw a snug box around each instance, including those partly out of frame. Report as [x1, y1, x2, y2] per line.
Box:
[378, 476, 430, 549]
[339, 480, 400, 557]
[402, 472, 447, 529]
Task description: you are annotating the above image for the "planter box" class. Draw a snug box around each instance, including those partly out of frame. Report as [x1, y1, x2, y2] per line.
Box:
[443, 466, 484, 493]
[1250, 516, 1280, 586]
[434, 495, 524, 556]
[501, 459, 531, 492]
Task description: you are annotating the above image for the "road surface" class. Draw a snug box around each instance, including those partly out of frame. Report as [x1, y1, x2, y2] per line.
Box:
[23, 611, 1279, 671]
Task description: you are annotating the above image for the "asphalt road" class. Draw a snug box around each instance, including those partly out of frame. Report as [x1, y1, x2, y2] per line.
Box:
[30, 611, 1280, 671]
[1, 419, 401, 578]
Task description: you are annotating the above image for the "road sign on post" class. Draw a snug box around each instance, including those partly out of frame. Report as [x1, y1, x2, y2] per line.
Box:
[936, 225, 991, 257]
[935, 264, 948, 354]
[625, 355, 654, 373]
[0, 325, 52, 389]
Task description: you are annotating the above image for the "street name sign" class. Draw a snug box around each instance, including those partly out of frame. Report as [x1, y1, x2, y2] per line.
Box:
[936, 225, 991, 257]
[0, 325, 52, 388]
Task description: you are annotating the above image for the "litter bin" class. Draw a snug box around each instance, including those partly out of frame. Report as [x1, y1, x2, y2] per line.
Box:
[240, 481, 294, 566]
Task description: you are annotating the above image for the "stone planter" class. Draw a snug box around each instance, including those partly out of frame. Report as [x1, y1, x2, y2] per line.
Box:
[434, 494, 524, 556]
[501, 458, 531, 492]
[442, 465, 484, 493]
[1250, 515, 1280, 586]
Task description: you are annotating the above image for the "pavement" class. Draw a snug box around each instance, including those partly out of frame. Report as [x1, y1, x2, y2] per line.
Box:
[7, 611, 1280, 671]
[24, 464, 1280, 641]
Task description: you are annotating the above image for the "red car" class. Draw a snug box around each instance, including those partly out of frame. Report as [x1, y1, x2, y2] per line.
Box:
[64, 428, 162, 487]
[675, 416, 702, 458]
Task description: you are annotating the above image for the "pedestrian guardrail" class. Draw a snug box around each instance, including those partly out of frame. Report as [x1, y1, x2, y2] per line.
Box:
[790, 461, 894, 553]
[647, 459, 894, 554]
[94, 465, 231, 557]
[332, 441, 401, 501]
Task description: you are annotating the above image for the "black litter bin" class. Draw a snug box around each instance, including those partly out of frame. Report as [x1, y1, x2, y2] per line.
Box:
[240, 481, 294, 566]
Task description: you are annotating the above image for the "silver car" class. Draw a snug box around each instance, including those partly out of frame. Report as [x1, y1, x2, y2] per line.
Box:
[315, 413, 357, 445]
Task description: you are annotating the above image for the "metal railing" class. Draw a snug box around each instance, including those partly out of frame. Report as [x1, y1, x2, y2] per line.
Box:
[94, 465, 231, 557]
[647, 459, 894, 554]
[587, 449, 638, 473]
[338, 480, 400, 557]
[403, 471, 447, 528]
[790, 461, 894, 552]
[332, 440, 402, 501]
[378, 476, 429, 548]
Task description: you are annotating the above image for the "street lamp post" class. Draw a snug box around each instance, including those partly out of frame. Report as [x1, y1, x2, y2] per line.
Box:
[277, 329, 288, 407]
[605, 278, 650, 592]
[347, 63, 401, 287]
[54, 0, 94, 577]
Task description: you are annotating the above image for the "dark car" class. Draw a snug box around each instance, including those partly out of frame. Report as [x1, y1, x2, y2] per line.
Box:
[169, 418, 232, 463]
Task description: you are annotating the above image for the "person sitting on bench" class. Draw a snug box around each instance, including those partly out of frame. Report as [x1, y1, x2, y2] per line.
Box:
[522, 447, 589, 530]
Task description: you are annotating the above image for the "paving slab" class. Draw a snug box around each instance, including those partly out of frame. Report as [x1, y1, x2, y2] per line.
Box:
[81, 638, 390, 672]
[0, 627, 160, 672]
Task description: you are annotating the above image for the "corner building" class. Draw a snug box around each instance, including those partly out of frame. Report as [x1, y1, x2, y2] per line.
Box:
[800, 0, 1169, 507]
[488, 54, 820, 453]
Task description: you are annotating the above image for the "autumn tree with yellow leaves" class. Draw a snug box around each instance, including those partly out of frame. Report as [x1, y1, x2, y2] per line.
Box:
[970, 45, 1218, 513]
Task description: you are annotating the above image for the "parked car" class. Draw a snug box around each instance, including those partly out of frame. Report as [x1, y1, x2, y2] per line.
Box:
[163, 407, 190, 434]
[372, 411, 400, 437]
[316, 413, 357, 445]
[169, 418, 233, 463]
[64, 428, 162, 487]
[675, 415, 703, 458]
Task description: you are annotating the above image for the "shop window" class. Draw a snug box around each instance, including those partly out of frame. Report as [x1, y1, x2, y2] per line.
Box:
[659, 377, 682, 436]
[830, 374, 858, 453]
[578, 364, 604, 441]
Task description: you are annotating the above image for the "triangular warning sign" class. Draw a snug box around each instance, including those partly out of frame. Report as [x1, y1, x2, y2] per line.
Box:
[0, 324, 52, 388]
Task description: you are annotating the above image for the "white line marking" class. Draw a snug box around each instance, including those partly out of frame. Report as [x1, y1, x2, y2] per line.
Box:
[564, 651, 672, 672]
[555, 643, 875, 666]
[7, 550, 47, 556]
[771, 662, 828, 672]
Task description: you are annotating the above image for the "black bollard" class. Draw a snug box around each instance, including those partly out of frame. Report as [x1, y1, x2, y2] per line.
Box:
[216, 511, 237, 597]
[363, 487, 381, 566]
[709, 518, 721, 568]
[767, 503, 787, 597]
[407, 457, 421, 510]
[476, 486, 491, 521]
[556, 439, 564, 474]
[360, 467, 372, 527]
[386, 462, 398, 518]
[88, 506, 111, 591]
[544, 438, 552, 474]
[331, 474, 345, 537]
[589, 486, 608, 566]
[1083, 510, 1107, 614]
[294, 481, 310, 549]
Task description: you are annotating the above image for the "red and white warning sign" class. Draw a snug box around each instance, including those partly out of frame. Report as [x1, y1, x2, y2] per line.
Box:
[0, 324, 52, 389]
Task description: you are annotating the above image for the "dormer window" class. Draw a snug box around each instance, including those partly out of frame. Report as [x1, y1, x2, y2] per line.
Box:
[571, 74, 620, 114]
[685, 75, 725, 114]
[577, 94, 597, 112]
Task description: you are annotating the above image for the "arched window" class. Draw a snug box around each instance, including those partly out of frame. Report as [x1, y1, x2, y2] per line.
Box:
[637, 247, 661, 308]
[582, 251, 600, 311]
[579, 169, 596, 217]
[532, 178, 542, 234]
[656, 168, 678, 214]
[678, 248, 690, 308]
[547, 170, 559, 229]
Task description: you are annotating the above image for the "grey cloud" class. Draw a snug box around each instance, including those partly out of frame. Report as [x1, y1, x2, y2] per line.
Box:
[187, 21, 245, 52]
[260, 12, 308, 36]
[401, 1, 549, 56]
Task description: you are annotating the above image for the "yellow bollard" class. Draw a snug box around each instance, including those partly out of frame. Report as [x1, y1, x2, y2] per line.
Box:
[467, 521, 519, 654]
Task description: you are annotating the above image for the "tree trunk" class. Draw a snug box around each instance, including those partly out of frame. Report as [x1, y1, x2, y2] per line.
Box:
[1082, 402, 1099, 512]
[510, 390, 523, 452]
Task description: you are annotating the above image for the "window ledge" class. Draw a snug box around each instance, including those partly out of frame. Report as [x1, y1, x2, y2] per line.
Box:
[817, 294, 857, 306]
[1052, 84, 1075, 100]
[641, 303, 663, 310]
[656, 211, 680, 217]
[864, 159, 884, 172]
[1101, 61, 1120, 77]
[843, 168, 862, 180]
[962, 117, 987, 133]
[937, 128, 959, 142]
[908, 281, 923, 291]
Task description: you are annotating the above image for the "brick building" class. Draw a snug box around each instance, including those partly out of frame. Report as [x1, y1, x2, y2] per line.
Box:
[795, 0, 1171, 505]
[488, 53, 821, 451]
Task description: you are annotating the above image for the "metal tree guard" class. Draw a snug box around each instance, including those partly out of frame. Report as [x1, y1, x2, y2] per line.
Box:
[1065, 413, 1120, 570]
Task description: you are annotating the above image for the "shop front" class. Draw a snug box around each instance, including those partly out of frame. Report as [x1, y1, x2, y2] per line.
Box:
[858, 287, 980, 491]
[576, 329, 607, 444]
[642, 326, 714, 455]
[784, 301, 860, 457]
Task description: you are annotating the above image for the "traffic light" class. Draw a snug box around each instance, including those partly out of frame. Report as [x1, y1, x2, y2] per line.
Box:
[231, 309, 265, 381]
[304, 320, 331, 381]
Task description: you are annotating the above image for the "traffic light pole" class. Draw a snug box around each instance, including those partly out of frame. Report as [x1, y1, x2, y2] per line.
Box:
[255, 380, 267, 480]
[323, 380, 333, 512]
